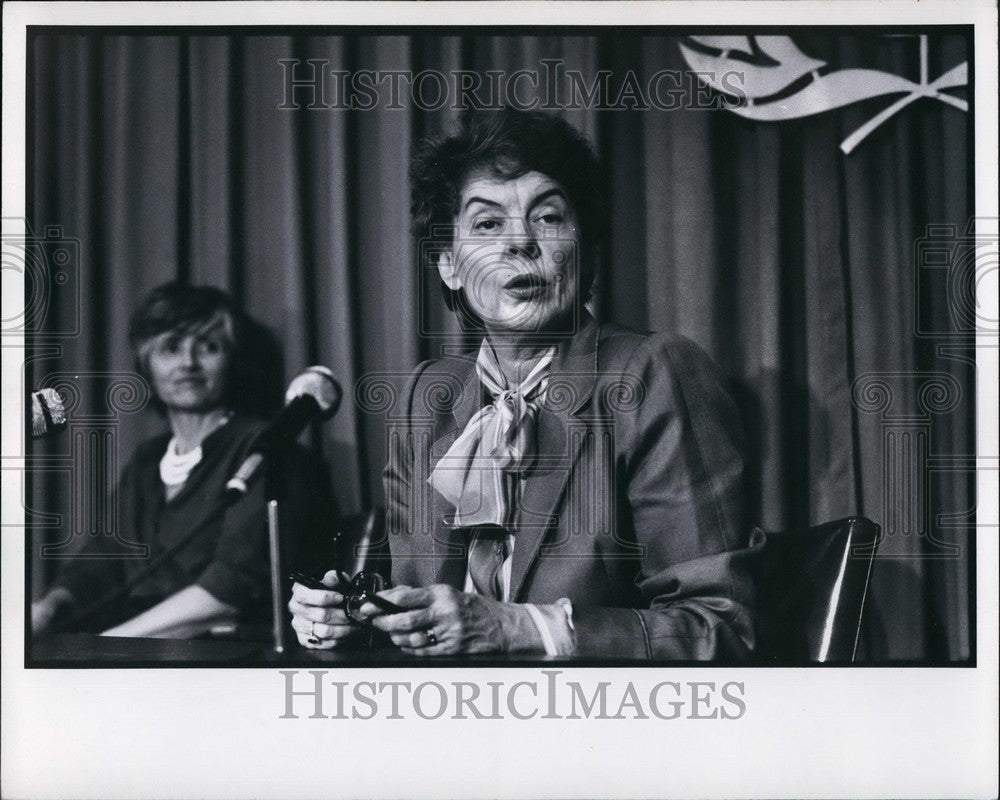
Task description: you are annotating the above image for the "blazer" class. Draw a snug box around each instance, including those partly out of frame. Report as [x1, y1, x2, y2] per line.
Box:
[383, 314, 757, 660]
[50, 414, 336, 632]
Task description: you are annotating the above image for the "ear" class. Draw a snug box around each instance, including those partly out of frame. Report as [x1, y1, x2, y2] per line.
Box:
[436, 251, 462, 290]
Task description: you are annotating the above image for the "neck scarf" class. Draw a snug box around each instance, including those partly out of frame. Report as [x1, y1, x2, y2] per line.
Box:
[159, 439, 203, 487]
[429, 342, 556, 527]
[158, 413, 231, 487]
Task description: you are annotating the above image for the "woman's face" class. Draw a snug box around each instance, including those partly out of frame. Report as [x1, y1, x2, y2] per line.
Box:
[145, 320, 230, 414]
[438, 170, 583, 336]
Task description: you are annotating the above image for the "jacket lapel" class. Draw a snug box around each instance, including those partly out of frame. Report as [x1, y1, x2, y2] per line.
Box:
[429, 355, 479, 588]
[425, 315, 603, 599]
[508, 315, 601, 600]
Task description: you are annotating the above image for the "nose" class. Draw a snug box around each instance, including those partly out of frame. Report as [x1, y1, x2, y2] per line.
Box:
[178, 340, 200, 369]
[503, 223, 540, 260]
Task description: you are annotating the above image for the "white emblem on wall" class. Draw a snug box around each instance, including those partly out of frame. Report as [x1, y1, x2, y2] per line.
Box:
[679, 35, 968, 154]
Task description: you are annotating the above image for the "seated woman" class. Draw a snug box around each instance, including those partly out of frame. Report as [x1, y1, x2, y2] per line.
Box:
[289, 108, 757, 660]
[32, 282, 335, 639]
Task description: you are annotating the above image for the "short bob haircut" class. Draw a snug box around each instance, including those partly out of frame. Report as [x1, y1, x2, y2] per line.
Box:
[410, 108, 604, 318]
[128, 282, 245, 413]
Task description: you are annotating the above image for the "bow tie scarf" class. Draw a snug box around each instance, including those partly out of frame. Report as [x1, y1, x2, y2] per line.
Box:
[429, 344, 556, 529]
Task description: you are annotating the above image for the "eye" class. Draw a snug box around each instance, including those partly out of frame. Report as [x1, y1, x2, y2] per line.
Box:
[198, 339, 223, 356]
[473, 218, 502, 233]
[534, 212, 564, 226]
[162, 338, 181, 354]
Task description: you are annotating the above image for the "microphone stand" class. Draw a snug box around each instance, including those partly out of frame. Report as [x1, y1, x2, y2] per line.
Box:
[264, 454, 288, 654]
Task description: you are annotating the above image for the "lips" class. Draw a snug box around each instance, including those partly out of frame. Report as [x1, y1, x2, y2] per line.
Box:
[503, 273, 546, 289]
[503, 274, 548, 299]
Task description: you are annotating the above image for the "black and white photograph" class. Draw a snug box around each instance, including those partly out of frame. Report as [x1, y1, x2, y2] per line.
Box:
[2, 2, 997, 798]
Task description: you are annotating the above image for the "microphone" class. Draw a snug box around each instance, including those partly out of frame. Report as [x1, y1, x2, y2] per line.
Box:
[225, 366, 342, 499]
[31, 388, 68, 439]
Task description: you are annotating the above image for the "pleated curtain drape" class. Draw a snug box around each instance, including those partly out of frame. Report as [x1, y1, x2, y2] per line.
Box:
[28, 31, 972, 661]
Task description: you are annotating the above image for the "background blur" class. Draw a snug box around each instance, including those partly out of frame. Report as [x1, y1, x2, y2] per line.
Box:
[26, 30, 973, 662]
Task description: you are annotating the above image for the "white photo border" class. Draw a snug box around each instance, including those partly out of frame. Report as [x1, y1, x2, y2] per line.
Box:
[2, 2, 997, 798]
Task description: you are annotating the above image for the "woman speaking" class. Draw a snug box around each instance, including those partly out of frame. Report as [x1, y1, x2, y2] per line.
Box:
[289, 109, 757, 660]
[32, 282, 333, 639]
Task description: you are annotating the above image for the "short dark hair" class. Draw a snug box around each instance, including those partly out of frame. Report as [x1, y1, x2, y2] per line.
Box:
[128, 282, 241, 352]
[410, 108, 603, 316]
[128, 282, 245, 412]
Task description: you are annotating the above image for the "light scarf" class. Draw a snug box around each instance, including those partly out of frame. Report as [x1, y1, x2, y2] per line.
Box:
[158, 414, 231, 488]
[159, 439, 204, 487]
[428, 342, 556, 527]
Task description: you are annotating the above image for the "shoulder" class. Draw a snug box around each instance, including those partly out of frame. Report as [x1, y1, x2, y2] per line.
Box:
[399, 353, 475, 412]
[201, 413, 268, 462]
[129, 431, 172, 467]
[593, 325, 739, 431]
[411, 353, 475, 382]
[119, 430, 172, 489]
[221, 413, 268, 441]
[591, 327, 745, 459]
[595, 323, 721, 379]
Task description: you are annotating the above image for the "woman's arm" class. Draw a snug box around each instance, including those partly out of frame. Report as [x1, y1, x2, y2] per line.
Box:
[101, 584, 237, 639]
[31, 587, 76, 634]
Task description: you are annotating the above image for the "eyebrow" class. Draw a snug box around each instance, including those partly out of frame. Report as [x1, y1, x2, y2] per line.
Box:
[463, 196, 503, 212]
[526, 188, 567, 212]
[462, 187, 568, 214]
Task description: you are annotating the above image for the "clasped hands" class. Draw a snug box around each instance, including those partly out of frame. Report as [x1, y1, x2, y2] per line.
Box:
[288, 571, 517, 654]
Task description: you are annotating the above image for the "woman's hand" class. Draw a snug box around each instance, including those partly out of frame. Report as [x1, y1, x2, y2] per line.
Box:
[288, 570, 368, 649]
[367, 584, 535, 655]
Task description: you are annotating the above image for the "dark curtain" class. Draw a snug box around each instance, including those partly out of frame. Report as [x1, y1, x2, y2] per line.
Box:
[28, 31, 972, 661]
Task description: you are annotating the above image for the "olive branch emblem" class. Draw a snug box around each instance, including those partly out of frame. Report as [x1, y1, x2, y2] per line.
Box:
[678, 35, 968, 154]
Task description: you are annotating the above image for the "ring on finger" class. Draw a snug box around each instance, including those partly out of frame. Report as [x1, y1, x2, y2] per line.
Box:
[425, 629, 438, 647]
[308, 620, 320, 645]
